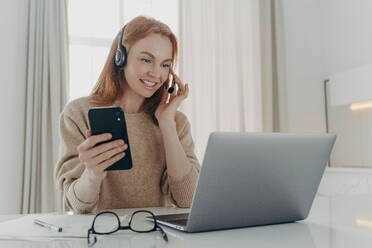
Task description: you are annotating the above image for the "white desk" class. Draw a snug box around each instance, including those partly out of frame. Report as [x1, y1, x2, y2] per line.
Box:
[1, 194, 372, 247]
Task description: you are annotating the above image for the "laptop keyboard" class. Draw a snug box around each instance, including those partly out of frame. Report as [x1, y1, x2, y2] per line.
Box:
[155, 213, 189, 226]
[167, 219, 188, 226]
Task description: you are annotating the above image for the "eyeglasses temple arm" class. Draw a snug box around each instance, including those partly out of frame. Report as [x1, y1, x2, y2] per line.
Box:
[157, 226, 168, 242]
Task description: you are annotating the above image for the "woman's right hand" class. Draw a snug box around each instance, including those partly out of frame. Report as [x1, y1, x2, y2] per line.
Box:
[77, 130, 128, 178]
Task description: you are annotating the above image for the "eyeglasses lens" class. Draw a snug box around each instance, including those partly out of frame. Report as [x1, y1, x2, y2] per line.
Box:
[130, 212, 155, 232]
[94, 213, 120, 233]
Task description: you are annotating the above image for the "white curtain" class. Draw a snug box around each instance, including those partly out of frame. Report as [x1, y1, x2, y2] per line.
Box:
[179, 0, 275, 161]
[21, 0, 69, 213]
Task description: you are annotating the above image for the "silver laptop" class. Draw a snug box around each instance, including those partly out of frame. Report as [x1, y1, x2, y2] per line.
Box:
[155, 132, 336, 233]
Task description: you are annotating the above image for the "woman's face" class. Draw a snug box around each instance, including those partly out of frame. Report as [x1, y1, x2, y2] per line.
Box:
[123, 33, 173, 99]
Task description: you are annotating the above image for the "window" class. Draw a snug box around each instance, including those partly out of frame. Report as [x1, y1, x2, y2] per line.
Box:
[68, 0, 179, 101]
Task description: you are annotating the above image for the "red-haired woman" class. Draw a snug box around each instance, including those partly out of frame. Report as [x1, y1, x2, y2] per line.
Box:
[55, 16, 200, 213]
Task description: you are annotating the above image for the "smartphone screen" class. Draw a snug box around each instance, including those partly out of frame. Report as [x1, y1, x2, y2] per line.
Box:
[88, 106, 132, 170]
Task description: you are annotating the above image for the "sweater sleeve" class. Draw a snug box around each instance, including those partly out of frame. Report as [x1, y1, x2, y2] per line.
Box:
[160, 112, 201, 208]
[54, 107, 99, 213]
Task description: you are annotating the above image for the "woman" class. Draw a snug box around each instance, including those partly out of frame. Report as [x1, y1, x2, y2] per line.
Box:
[55, 16, 200, 213]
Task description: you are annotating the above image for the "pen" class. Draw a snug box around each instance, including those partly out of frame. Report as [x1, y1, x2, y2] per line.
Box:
[34, 219, 63, 232]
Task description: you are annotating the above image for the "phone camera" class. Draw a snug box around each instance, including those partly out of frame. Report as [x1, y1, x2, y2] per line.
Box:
[115, 111, 121, 117]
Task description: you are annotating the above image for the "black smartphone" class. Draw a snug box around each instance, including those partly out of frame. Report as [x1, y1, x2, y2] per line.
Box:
[88, 106, 132, 171]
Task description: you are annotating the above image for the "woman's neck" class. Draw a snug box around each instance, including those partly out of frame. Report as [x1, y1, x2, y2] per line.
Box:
[115, 87, 145, 114]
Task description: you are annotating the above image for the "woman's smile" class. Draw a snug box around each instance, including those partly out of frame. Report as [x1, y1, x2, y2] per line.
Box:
[140, 79, 159, 89]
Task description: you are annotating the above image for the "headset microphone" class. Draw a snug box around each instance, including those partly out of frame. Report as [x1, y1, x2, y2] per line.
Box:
[168, 81, 175, 94]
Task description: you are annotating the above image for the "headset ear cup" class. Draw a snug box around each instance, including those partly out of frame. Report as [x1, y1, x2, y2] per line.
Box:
[115, 50, 122, 67]
[114, 48, 127, 67]
[115, 25, 128, 67]
[122, 47, 127, 67]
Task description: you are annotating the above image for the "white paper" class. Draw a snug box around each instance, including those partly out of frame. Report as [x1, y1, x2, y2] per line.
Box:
[0, 213, 128, 241]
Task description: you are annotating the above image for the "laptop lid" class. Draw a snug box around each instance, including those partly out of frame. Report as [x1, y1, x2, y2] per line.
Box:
[186, 132, 336, 232]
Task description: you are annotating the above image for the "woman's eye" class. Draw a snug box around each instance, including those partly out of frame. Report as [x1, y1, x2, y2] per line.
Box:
[162, 64, 170, 68]
[141, 58, 151, 63]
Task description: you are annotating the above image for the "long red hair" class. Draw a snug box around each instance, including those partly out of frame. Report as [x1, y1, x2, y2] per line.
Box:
[91, 16, 178, 125]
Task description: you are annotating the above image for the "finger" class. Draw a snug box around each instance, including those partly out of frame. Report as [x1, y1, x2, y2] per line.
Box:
[79, 133, 112, 151]
[89, 144, 127, 166]
[169, 89, 177, 103]
[86, 130, 92, 138]
[97, 152, 126, 170]
[161, 86, 168, 104]
[86, 139, 125, 158]
[173, 82, 189, 99]
[169, 68, 185, 93]
[168, 84, 189, 107]
[184, 83, 189, 98]
[173, 75, 185, 94]
[169, 67, 176, 77]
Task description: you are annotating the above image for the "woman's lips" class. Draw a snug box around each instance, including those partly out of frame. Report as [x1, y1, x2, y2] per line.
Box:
[140, 79, 158, 89]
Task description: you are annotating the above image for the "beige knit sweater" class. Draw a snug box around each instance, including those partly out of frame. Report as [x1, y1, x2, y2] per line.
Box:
[55, 96, 200, 213]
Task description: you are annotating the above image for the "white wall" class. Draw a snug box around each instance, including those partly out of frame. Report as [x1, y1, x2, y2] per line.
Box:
[0, 0, 28, 214]
[323, 0, 372, 168]
[274, 0, 326, 133]
[275, 0, 372, 168]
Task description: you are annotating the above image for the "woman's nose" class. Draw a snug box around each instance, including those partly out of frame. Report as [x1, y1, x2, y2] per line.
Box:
[149, 64, 161, 79]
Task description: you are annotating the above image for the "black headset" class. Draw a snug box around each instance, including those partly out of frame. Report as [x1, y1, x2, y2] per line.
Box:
[114, 25, 128, 68]
[114, 25, 175, 94]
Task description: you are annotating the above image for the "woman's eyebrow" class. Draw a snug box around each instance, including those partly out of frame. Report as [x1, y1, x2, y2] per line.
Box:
[140, 51, 172, 63]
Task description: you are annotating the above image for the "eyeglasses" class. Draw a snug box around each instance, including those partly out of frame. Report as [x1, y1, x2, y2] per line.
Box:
[87, 210, 168, 246]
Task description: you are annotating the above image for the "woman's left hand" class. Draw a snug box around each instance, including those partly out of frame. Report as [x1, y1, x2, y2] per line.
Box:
[155, 68, 189, 126]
